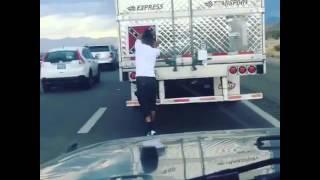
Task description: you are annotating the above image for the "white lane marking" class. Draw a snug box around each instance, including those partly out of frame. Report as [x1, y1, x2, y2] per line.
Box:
[177, 81, 280, 127]
[242, 101, 280, 127]
[77, 107, 107, 134]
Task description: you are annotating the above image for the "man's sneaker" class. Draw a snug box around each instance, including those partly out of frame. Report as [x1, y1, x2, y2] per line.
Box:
[146, 130, 157, 136]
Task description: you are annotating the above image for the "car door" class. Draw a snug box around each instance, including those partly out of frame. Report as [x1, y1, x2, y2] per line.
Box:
[83, 48, 98, 75]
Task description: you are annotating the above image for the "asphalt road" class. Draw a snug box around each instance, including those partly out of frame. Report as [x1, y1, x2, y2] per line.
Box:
[40, 60, 279, 164]
[241, 58, 280, 120]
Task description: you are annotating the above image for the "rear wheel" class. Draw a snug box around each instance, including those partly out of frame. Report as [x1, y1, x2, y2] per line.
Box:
[94, 69, 101, 83]
[83, 71, 94, 89]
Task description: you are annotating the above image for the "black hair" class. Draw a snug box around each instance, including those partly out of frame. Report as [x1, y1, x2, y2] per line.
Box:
[141, 29, 155, 47]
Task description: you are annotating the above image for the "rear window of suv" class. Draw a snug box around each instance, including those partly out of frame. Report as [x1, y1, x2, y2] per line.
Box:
[46, 51, 77, 63]
[88, 46, 110, 52]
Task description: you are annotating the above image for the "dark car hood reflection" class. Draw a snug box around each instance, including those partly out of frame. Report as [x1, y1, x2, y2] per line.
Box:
[40, 128, 279, 180]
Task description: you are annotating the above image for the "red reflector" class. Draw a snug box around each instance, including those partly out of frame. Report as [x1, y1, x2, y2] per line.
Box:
[77, 51, 85, 64]
[239, 66, 247, 74]
[130, 72, 136, 80]
[212, 52, 228, 56]
[174, 98, 190, 102]
[229, 95, 242, 100]
[239, 51, 254, 54]
[248, 65, 256, 73]
[229, 66, 237, 74]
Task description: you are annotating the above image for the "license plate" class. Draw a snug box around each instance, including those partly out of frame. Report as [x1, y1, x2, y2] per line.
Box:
[57, 63, 66, 69]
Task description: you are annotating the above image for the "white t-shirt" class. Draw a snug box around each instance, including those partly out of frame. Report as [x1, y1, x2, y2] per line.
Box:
[135, 39, 160, 77]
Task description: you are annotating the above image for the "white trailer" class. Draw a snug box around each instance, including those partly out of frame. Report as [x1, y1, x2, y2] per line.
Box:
[115, 0, 266, 107]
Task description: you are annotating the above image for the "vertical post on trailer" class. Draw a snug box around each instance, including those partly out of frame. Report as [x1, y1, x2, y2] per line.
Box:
[115, 0, 123, 81]
[262, 0, 266, 55]
[159, 80, 165, 103]
[189, 0, 197, 71]
[264, 59, 267, 74]
[262, 0, 267, 74]
[171, 0, 178, 72]
[221, 77, 228, 100]
[213, 77, 215, 96]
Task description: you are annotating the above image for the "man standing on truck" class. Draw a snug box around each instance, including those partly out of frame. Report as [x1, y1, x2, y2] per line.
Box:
[135, 29, 160, 136]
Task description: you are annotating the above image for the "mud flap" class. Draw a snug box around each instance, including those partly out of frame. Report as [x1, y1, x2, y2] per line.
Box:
[214, 76, 240, 96]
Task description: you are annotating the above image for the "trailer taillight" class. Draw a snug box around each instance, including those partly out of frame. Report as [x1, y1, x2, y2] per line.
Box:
[77, 51, 85, 64]
[174, 98, 190, 102]
[229, 66, 237, 74]
[239, 66, 247, 74]
[130, 72, 136, 80]
[248, 65, 257, 74]
[41, 52, 48, 68]
[42, 52, 48, 62]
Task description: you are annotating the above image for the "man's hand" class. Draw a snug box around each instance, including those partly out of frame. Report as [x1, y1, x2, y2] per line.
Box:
[153, 40, 161, 48]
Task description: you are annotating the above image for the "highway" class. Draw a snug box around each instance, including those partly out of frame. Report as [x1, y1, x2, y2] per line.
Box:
[40, 59, 280, 164]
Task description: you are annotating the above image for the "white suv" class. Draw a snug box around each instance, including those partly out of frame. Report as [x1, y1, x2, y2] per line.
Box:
[87, 45, 118, 70]
[40, 47, 100, 92]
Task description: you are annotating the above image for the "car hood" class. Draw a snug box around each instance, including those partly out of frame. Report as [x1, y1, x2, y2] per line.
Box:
[40, 128, 279, 180]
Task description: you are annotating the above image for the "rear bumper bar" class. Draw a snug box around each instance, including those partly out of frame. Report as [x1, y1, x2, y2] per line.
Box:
[126, 93, 263, 107]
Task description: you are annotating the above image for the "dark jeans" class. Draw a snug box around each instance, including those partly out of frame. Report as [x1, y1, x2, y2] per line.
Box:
[136, 76, 157, 118]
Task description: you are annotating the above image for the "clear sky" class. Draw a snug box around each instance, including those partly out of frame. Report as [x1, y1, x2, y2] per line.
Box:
[40, 0, 279, 39]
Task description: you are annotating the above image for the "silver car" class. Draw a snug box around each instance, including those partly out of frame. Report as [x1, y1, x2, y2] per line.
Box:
[87, 45, 118, 71]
